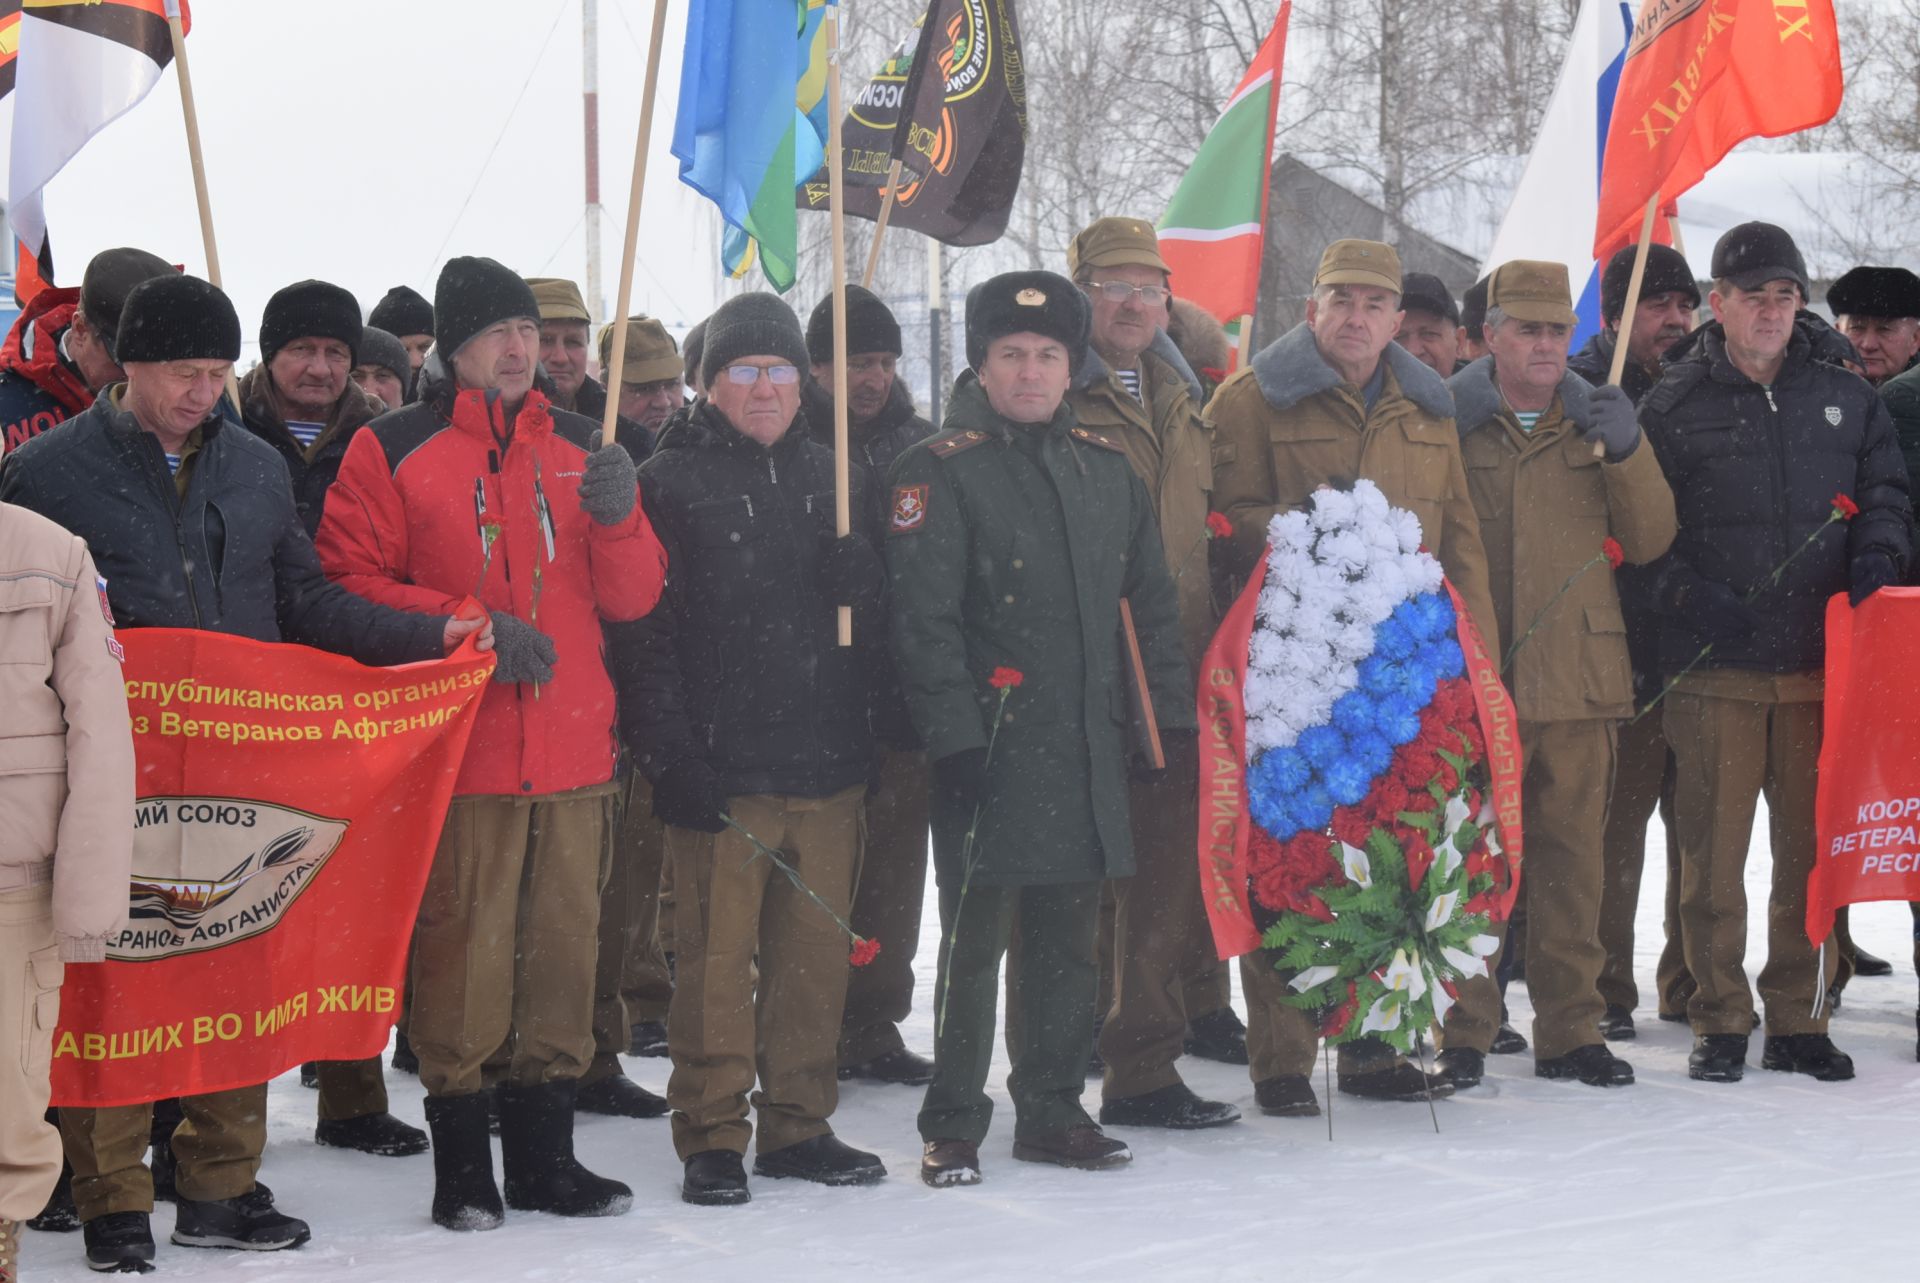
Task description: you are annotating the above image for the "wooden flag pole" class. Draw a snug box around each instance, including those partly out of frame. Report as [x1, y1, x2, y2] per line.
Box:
[1235, 312, 1254, 372]
[827, 3, 854, 646]
[163, 1, 220, 287]
[1598, 192, 1662, 457]
[598, 0, 672, 449]
[861, 158, 905, 289]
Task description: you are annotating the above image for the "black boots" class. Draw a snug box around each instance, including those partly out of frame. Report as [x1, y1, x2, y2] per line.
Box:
[497, 1082, 633, 1218]
[1689, 1034, 1747, 1082]
[682, 1150, 751, 1206]
[171, 1185, 310, 1251]
[1536, 1043, 1635, 1087]
[424, 1093, 504, 1231]
[1760, 1033, 1855, 1082]
[82, 1210, 156, 1272]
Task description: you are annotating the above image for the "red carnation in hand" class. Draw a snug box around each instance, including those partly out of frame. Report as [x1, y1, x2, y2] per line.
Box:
[1602, 537, 1625, 570]
[1832, 493, 1860, 520]
[849, 938, 882, 967]
[1206, 512, 1234, 540]
[989, 667, 1025, 690]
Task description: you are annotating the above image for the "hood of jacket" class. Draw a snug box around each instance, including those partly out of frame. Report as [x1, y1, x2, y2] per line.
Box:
[1248, 321, 1455, 420]
[0, 286, 88, 414]
[1447, 355, 1593, 435]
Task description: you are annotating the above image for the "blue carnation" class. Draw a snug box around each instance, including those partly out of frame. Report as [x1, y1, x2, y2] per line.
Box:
[1332, 692, 1378, 738]
[1378, 700, 1424, 746]
[1265, 746, 1313, 796]
[1324, 756, 1373, 807]
[1297, 724, 1345, 771]
[1373, 615, 1417, 661]
[1399, 660, 1440, 707]
[1355, 653, 1396, 693]
[1296, 783, 1335, 832]
[1350, 732, 1395, 778]
[1410, 593, 1455, 642]
[1429, 636, 1466, 678]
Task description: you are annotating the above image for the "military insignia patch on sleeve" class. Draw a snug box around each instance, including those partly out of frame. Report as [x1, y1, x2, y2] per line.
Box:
[890, 484, 929, 534]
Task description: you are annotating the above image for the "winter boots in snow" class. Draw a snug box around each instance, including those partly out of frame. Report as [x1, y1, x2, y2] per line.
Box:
[497, 1082, 632, 1218]
[1689, 1034, 1747, 1082]
[1536, 1043, 1635, 1087]
[681, 1150, 751, 1206]
[1760, 1033, 1854, 1082]
[315, 1111, 430, 1156]
[82, 1210, 156, 1272]
[170, 1184, 310, 1252]
[752, 1134, 886, 1185]
[424, 1092, 504, 1232]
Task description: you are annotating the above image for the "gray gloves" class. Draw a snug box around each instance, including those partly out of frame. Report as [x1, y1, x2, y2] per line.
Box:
[578, 443, 638, 525]
[489, 612, 557, 684]
[1583, 385, 1641, 461]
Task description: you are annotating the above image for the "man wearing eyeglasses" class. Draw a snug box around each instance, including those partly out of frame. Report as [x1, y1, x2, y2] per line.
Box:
[1060, 217, 1242, 1133]
[612, 292, 889, 1206]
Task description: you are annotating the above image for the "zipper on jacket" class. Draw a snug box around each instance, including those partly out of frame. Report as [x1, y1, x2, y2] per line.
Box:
[1763, 385, 1779, 413]
[140, 433, 203, 628]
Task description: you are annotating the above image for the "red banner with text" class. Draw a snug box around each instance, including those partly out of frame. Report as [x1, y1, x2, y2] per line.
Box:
[1809, 592, 1920, 948]
[50, 628, 491, 1107]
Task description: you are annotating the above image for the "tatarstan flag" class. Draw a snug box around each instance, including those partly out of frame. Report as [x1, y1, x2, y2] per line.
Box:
[1593, 0, 1841, 258]
[1157, 2, 1289, 362]
[8, 0, 190, 306]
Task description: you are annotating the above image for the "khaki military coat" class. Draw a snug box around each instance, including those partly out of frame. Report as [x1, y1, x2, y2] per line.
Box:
[1448, 357, 1677, 721]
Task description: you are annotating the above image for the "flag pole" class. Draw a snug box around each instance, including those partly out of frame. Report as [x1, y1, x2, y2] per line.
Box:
[1599, 192, 1661, 457]
[928, 236, 944, 427]
[598, 0, 672, 450]
[163, 1, 220, 287]
[1235, 312, 1254, 372]
[861, 158, 905, 289]
[827, 1, 854, 646]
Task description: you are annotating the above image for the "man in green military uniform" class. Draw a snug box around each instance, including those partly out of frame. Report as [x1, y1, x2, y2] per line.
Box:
[887, 271, 1192, 1188]
[1063, 217, 1242, 1130]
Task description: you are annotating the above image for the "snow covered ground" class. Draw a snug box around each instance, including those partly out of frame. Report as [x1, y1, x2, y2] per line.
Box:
[21, 810, 1920, 1282]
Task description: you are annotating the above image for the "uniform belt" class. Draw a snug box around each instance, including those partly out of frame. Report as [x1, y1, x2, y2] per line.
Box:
[0, 862, 54, 892]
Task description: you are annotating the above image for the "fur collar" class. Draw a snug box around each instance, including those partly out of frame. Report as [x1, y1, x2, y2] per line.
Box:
[1446, 355, 1593, 435]
[1249, 322, 1455, 420]
[1075, 327, 1204, 401]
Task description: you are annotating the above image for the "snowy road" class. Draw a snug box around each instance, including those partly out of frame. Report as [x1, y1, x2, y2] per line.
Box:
[20, 812, 1920, 1282]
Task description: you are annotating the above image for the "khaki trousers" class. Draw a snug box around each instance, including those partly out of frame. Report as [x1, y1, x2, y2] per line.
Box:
[1664, 673, 1835, 1035]
[407, 785, 616, 1098]
[314, 1056, 388, 1120]
[1598, 712, 1694, 1015]
[61, 1086, 266, 1221]
[1, 883, 62, 1221]
[664, 786, 864, 1159]
[839, 748, 931, 1066]
[1099, 755, 1231, 1099]
[585, 772, 674, 1082]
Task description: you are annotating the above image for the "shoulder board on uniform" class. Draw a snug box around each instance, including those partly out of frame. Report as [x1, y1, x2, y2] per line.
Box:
[1070, 426, 1127, 454]
[927, 429, 993, 458]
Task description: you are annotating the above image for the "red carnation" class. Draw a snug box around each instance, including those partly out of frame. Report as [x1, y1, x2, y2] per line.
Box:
[849, 937, 882, 967]
[1247, 826, 1285, 875]
[1249, 831, 1341, 915]
[989, 666, 1025, 690]
[1319, 980, 1360, 1037]
[1832, 493, 1860, 520]
[1330, 809, 1374, 850]
[1602, 537, 1625, 570]
[1206, 512, 1234, 540]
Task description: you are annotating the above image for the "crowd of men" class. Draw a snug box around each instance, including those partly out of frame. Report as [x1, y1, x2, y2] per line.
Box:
[0, 211, 1916, 1275]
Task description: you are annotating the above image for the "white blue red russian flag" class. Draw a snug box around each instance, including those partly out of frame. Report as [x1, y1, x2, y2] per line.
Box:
[1482, 0, 1634, 348]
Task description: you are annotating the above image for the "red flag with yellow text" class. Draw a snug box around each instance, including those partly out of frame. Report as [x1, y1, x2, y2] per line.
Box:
[1593, 0, 1841, 259]
[50, 628, 490, 1108]
[1808, 591, 1920, 949]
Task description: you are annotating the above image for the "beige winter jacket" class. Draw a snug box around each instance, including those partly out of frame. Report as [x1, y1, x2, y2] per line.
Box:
[0, 501, 134, 960]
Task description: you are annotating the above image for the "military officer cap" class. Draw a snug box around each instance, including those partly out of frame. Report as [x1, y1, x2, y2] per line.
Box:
[1067, 217, 1170, 279]
[1314, 239, 1402, 294]
[1486, 259, 1579, 327]
[1710, 222, 1810, 298]
[965, 270, 1091, 373]
[525, 276, 591, 324]
[1826, 266, 1920, 321]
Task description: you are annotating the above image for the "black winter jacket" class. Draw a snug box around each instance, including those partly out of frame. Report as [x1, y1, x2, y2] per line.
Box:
[1640, 325, 1911, 676]
[0, 390, 446, 663]
[611, 399, 885, 797]
[236, 365, 388, 537]
[801, 376, 935, 475]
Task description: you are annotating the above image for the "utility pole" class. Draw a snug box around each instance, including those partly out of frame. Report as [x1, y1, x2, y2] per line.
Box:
[583, 0, 605, 323]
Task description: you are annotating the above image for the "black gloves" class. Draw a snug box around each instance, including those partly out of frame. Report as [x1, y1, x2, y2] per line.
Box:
[578, 442, 639, 525]
[653, 758, 727, 833]
[816, 531, 883, 608]
[1850, 549, 1898, 607]
[932, 747, 990, 815]
[1582, 385, 1641, 461]
[1663, 575, 1765, 645]
[488, 612, 557, 684]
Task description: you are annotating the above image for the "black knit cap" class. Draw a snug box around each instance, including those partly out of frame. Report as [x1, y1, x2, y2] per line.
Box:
[368, 284, 433, 338]
[80, 248, 176, 361]
[1600, 243, 1699, 322]
[965, 270, 1090, 373]
[357, 326, 411, 384]
[260, 279, 362, 364]
[434, 256, 540, 359]
[806, 284, 903, 365]
[1461, 277, 1490, 341]
[699, 292, 808, 387]
[1710, 221, 1809, 297]
[682, 319, 708, 386]
[1826, 266, 1920, 320]
[115, 274, 241, 365]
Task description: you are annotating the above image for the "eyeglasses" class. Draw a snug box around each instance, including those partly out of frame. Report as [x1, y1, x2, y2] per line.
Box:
[720, 363, 800, 387]
[1085, 281, 1171, 308]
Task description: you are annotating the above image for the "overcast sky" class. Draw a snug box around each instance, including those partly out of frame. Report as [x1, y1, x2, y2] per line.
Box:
[39, 0, 723, 361]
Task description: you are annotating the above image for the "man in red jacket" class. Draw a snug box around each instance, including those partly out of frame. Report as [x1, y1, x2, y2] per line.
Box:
[317, 255, 668, 1232]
